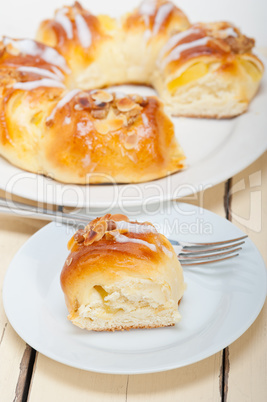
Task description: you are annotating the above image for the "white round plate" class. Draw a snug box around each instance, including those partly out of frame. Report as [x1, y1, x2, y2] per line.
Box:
[3, 203, 267, 374]
[0, 0, 267, 208]
[1, 75, 267, 209]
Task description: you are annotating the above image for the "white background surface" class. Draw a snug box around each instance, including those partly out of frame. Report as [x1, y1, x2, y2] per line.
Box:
[1, 0, 267, 47]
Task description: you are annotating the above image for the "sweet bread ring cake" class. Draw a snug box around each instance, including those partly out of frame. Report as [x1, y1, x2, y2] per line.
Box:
[0, 0, 264, 184]
[37, 1, 263, 117]
[0, 37, 184, 184]
[61, 214, 185, 331]
[36, 0, 190, 89]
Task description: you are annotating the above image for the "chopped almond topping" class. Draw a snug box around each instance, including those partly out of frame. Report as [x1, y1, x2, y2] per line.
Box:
[212, 39, 231, 53]
[131, 94, 148, 107]
[5, 43, 20, 56]
[74, 230, 86, 243]
[106, 220, 117, 231]
[225, 35, 255, 54]
[94, 219, 108, 235]
[84, 230, 99, 246]
[116, 97, 138, 112]
[76, 93, 91, 109]
[74, 104, 84, 111]
[91, 90, 113, 103]
[110, 214, 129, 222]
[70, 214, 132, 247]
[94, 116, 125, 134]
[91, 108, 108, 119]
[124, 133, 138, 150]
[84, 219, 107, 245]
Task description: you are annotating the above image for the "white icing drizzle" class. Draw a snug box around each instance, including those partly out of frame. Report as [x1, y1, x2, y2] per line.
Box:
[159, 25, 237, 67]
[55, 8, 73, 39]
[50, 66, 65, 80]
[141, 113, 149, 127]
[116, 91, 127, 99]
[13, 79, 65, 90]
[158, 28, 199, 60]
[17, 66, 62, 81]
[111, 232, 157, 252]
[46, 89, 80, 123]
[116, 221, 157, 234]
[153, 2, 173, 35]
[220, 27, 238, 38]
[3, 37, 70, 73]
[75, 13, 92, 48]
[161, 37, 210, 68]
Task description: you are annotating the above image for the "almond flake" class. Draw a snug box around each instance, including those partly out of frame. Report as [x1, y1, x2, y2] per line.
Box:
[91, 108, 108, 119]
[124, 133, 138, 150]
[94, 117, 125, 134]
[91, 90, 113, 103]
[110, 214, 130, 222]
[116, 97, 137, 112]
[106, 220, 117, 231]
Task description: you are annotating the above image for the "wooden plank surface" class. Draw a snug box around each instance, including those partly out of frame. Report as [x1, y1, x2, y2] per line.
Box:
[0, 197, 45, 402]
[227, 152, 267, 402]
[0, 153, 266, 401]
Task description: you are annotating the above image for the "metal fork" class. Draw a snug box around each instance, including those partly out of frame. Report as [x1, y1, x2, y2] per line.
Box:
[0, 197, 247, 265]
[170, 236, 247, 266]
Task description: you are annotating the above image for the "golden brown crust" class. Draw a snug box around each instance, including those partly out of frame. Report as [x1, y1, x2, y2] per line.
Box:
[37, 2, 108, 51]
[43, 92, 184, 183]
[0, 0, 264, 182]
[60, 214, 185, 331]
[170, 111, 246, 119]
[61, 214, 171, 297]
[123, 0, 190, 35]
[75, 323, 175, 332]
[0, 75, 184, 183]
[0, 14, 186, 184]
[160, 22, 260, 72]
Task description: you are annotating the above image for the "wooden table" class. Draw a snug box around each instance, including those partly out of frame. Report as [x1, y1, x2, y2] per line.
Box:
[0, 152, 266, 402]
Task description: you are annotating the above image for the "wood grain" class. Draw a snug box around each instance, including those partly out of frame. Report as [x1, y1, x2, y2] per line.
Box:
[0, 194, 45, 402]
[226, 152, 267, 402]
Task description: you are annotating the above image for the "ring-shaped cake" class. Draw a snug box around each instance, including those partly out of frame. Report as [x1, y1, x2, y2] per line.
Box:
[0, 0, 263, 184]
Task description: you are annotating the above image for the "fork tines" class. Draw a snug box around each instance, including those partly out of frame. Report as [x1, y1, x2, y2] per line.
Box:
[178, 235, 247, 266]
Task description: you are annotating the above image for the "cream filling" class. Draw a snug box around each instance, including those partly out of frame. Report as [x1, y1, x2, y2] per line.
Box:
[74, 280, 181, 328]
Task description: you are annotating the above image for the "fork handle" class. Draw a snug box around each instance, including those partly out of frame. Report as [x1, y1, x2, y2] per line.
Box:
[0, 198, 93, 224]
[0, 197, 180, 244]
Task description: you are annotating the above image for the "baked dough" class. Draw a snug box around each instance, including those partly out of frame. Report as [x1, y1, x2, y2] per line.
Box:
[0, 1, 264, 184]
[36, 0, 190, 89]
[61, 214, 185, 331]
[155, 22, 264, 118]
[0, 38, 184, 184]
[37, 2, 263, 118]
